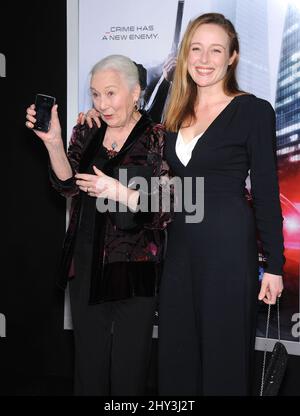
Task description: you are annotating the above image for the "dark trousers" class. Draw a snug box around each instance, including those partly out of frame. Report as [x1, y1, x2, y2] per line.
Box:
[69, 272, 157, 396]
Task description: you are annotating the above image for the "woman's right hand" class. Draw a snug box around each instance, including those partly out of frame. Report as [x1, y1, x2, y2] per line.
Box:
[77, 108, 101, 128]
[25, 104, 63, 146]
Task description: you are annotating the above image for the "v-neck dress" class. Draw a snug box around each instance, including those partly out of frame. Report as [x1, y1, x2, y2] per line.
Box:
[175, 130, 204, 166]
[158, 94, 285, 396]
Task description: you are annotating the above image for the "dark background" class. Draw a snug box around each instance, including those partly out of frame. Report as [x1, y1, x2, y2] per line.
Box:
[0, 0, 72, 395]
[0, 0, 299, 397]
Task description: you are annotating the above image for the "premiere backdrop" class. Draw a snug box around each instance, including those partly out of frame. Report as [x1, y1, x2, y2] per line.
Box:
[1, 0, 300, 396]
[64, 0, 300, 354]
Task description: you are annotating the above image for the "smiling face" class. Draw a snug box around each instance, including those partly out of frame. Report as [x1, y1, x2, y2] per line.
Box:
[90, 68, 140, 128]
[187, 23, 237, 91]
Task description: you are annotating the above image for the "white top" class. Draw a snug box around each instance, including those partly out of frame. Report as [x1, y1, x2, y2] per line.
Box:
[175, 130, 204, 166]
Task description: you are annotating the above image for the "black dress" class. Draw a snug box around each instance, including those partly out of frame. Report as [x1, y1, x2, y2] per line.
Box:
[158, 95, 285, 396]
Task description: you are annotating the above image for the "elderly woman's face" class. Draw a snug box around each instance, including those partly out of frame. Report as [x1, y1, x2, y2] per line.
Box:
[90, 69, 139, 128]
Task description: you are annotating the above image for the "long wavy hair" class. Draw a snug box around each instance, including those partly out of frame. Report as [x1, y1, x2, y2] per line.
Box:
[164, 13, 242, 132]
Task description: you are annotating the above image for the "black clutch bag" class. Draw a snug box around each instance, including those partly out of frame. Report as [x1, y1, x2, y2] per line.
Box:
[260, 298, 288, 396]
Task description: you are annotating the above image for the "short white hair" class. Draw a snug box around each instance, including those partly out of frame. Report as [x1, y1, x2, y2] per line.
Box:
[90, 54, 139, 91]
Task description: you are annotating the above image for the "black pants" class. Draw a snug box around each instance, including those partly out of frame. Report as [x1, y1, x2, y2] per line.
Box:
[69, 271, 156, 396]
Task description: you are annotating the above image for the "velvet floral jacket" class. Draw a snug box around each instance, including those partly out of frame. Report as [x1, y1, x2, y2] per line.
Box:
[49, 112, 173, 303]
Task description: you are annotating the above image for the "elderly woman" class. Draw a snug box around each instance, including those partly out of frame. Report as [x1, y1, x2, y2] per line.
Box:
[25, 55, 171, 396]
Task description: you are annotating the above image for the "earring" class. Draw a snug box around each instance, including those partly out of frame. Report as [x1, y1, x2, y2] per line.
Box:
[133, 101, 139, 112]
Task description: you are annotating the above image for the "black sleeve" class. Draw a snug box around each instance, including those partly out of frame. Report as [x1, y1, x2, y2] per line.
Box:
[48, 165, 78, 197]
[247, 99, 285, 275]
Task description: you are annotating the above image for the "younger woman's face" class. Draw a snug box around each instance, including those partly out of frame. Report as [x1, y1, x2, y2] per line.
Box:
[187, 23, 237, 90]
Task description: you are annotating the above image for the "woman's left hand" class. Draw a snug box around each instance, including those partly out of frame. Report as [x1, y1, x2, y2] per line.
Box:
[258, 272, 284, 304]
[75, 166, 119, 199]
[75, 166, 139, 210]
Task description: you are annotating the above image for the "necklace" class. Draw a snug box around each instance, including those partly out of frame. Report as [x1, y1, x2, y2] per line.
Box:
[106, 115, 141, 150]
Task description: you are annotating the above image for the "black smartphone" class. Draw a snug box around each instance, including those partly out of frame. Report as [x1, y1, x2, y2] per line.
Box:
[34, 93, 56, 132]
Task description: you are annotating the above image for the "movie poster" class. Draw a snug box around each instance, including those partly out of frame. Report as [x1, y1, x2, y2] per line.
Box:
[66, 0, 300, 355]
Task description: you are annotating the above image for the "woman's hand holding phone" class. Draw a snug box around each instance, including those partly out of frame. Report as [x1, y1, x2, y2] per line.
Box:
[26, 96, 73, 182]
[26, 103, 63, 148]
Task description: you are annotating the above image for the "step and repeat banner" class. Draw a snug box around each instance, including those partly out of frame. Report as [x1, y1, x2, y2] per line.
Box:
[66, 0, 300, 355]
